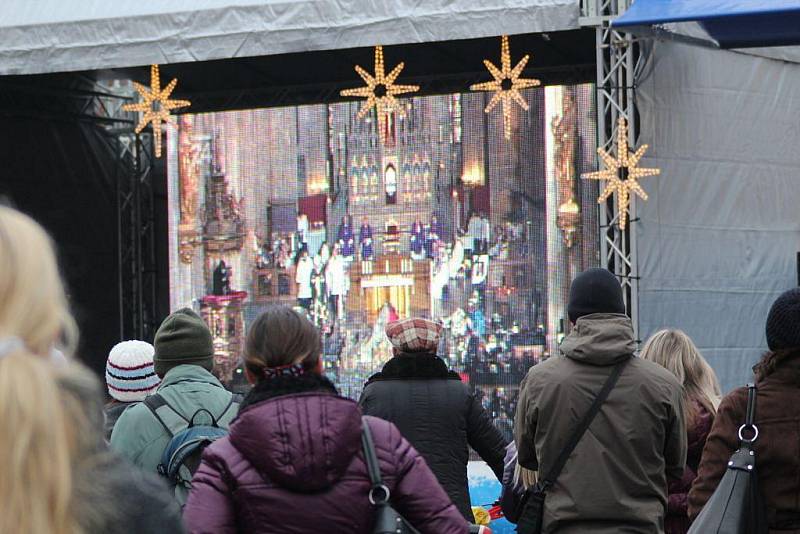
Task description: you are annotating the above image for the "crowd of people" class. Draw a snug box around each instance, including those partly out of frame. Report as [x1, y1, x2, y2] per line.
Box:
[3, 203, 800, 534]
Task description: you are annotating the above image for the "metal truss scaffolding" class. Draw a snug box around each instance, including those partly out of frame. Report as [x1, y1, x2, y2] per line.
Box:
[115, 129, 158, 342]
[91, 81, 158, 342]
[581, 0, 641, 340]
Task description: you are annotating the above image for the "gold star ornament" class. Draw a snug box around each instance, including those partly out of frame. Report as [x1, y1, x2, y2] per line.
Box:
[470, 35, 541, 140]
[122, 64, 191, 158]
[582, 118, 660, 230]
[340, 46, 420, 144]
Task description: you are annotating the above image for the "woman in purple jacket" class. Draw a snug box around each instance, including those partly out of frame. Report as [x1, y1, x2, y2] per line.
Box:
[183, 306, 469, 534]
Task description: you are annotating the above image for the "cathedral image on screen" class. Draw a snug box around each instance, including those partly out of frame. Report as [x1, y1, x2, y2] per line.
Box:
[167, 84, 598, 423]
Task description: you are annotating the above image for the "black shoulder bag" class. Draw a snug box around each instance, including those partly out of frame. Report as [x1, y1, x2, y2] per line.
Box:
[687, 384, 767, 534]
[516, 357, 630, 534]
[362, 417, 422, 534]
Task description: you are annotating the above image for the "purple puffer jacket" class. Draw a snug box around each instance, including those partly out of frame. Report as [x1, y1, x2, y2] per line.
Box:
[183, 385, 469, 534]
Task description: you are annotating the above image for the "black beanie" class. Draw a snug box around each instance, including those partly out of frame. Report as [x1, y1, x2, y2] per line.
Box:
[153, 308, 215, 377]
[765, 288, 800, 351]
[567, 268, 626, 323]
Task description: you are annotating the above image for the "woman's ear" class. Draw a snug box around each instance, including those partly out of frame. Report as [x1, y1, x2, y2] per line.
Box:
[244, 366, 258, 385]
[315, 359, 324, 375]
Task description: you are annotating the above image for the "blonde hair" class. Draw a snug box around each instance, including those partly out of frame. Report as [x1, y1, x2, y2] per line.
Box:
[640, 329, 722, 424]
[0, 352, 79, 534]
[0, 206, 82, 533]
[513, 464, 538, 490]
[0, 205, 77, 357]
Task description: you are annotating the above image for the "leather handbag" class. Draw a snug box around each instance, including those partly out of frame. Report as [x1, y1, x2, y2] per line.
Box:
[687, 384, 768, 534]
[362, 417, 422, 534]
[516, 357, 630, 534]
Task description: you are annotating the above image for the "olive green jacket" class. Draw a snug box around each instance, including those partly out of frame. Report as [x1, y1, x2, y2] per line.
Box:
[515, 313, 686, 534]
[110, 364, 237, 473]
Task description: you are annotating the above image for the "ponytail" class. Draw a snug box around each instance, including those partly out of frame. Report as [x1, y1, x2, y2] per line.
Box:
[0, 352, 79, 534]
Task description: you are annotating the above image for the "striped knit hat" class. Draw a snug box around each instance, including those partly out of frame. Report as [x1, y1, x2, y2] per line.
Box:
[105, 340, 161, 402]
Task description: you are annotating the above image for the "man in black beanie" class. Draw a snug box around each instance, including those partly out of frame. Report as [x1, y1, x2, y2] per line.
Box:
[110, 308, 238, 476]
[515, 268, 686, 533]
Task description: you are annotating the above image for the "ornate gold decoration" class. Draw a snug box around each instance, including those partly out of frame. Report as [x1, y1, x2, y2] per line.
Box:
[340, 46, 420, 144]
[582, 117, 660, 230]
[122, 64, 191, 157]
[470, 35, 541, 140]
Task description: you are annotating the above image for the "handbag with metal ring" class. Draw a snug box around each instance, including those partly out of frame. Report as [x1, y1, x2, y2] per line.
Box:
[361, 417, 422, 534]
[687, 383, 768, 534]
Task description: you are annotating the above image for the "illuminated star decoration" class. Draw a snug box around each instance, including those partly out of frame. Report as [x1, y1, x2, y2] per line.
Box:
[340, 46, 420, 144]
[582, 117, 660, 230]
[470, 35, 541, 140]
[122, 64, 191, 158]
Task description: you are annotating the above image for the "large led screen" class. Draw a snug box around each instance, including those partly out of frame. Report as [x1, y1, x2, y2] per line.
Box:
[167, 84, 598, 433]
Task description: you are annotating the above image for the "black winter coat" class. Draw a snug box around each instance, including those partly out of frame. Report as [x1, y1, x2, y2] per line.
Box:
[359, 353, 508, 522]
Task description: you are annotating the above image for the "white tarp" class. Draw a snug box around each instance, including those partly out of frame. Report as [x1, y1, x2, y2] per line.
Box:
[0, 0, 580, 75]
[636, 40, 800, 392]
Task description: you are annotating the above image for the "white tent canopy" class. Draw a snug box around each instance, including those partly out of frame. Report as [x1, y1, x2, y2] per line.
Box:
[0, 0, 580, 75]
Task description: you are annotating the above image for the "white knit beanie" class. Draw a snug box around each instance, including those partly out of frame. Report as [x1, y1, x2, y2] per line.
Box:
[105, 340, 161, 402]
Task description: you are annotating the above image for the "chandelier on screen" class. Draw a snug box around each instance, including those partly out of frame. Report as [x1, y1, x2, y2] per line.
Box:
[582, 117, 660, 230]
[122, 64, 192, 158]
[340, 46, 420, 145]
[470, 35, 541, 140]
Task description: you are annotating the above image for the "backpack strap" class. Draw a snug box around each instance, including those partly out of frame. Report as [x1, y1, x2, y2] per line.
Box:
[216, 395, 238, 427]
[536, 356, 630, 493]
[143, 393, 190, 438]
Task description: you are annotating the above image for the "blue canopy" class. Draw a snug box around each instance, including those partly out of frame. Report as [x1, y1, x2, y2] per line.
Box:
[614, 0, 800, 49]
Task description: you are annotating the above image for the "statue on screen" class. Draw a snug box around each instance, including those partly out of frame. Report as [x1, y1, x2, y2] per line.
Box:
[336, 215, 355, 259]
[425, 215, 441, 259]
[410, 218, 424, 260]
[359, 217, 374, 261]
[212, 260, 231, 296]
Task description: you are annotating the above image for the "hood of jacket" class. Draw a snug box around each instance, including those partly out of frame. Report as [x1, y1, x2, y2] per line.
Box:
[229, 374, 362, 493]
[559, 313, 635, 365]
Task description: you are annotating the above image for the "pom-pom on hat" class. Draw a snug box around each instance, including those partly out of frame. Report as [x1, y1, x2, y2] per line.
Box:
[385, 318, 442, 354]
[105, 340, 160, 402]
[766, 288, 800, 351]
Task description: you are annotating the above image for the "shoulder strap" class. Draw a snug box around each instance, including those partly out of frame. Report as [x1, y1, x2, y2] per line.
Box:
[538, 356, 630, 491]
[361, 417, 383, 487]
[143, 394, 189, 438]
[738, 383, 759, 445]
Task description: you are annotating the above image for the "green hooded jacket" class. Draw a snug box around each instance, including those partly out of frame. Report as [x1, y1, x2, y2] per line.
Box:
[110, 364, 238, 473]
[515, 313, 687, 534]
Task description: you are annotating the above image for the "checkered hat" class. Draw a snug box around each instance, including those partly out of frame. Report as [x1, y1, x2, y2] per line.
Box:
[385, 318, 442, 354]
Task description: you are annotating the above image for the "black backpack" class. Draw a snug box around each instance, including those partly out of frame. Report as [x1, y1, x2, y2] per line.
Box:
[144, 393, 238, 506]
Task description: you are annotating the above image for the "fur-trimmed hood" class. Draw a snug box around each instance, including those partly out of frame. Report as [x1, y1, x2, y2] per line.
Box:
[366, 353, 461, 384]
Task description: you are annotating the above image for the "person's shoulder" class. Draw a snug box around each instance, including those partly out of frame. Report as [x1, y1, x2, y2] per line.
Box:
[112, 400, 155, 431]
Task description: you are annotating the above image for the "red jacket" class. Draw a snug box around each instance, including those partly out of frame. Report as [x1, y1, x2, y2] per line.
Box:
[183, 376, 468, 534]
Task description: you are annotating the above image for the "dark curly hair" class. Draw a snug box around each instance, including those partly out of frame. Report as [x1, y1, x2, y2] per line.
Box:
[753, 348, 800, 382]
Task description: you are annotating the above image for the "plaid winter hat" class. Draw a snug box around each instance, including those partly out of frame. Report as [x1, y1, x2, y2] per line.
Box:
[105, 340, 161, 402]
[385, 318, 442, 354]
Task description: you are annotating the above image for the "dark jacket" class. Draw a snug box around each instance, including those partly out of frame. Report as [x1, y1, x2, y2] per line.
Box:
[359, 353, 508, 522]
[183, 374, 468, 534]
[104, 401, 135, 441]
[689, 353, 800, 533]
[77, 452, 184, 534]
[515, 313, 687, 534]
[665, 400, 713, 534]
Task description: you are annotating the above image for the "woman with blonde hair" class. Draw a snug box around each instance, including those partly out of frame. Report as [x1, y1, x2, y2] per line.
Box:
[640, 329, 721, 534]
[0, 206, 179, 534]
[0, 205, 80, 533]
